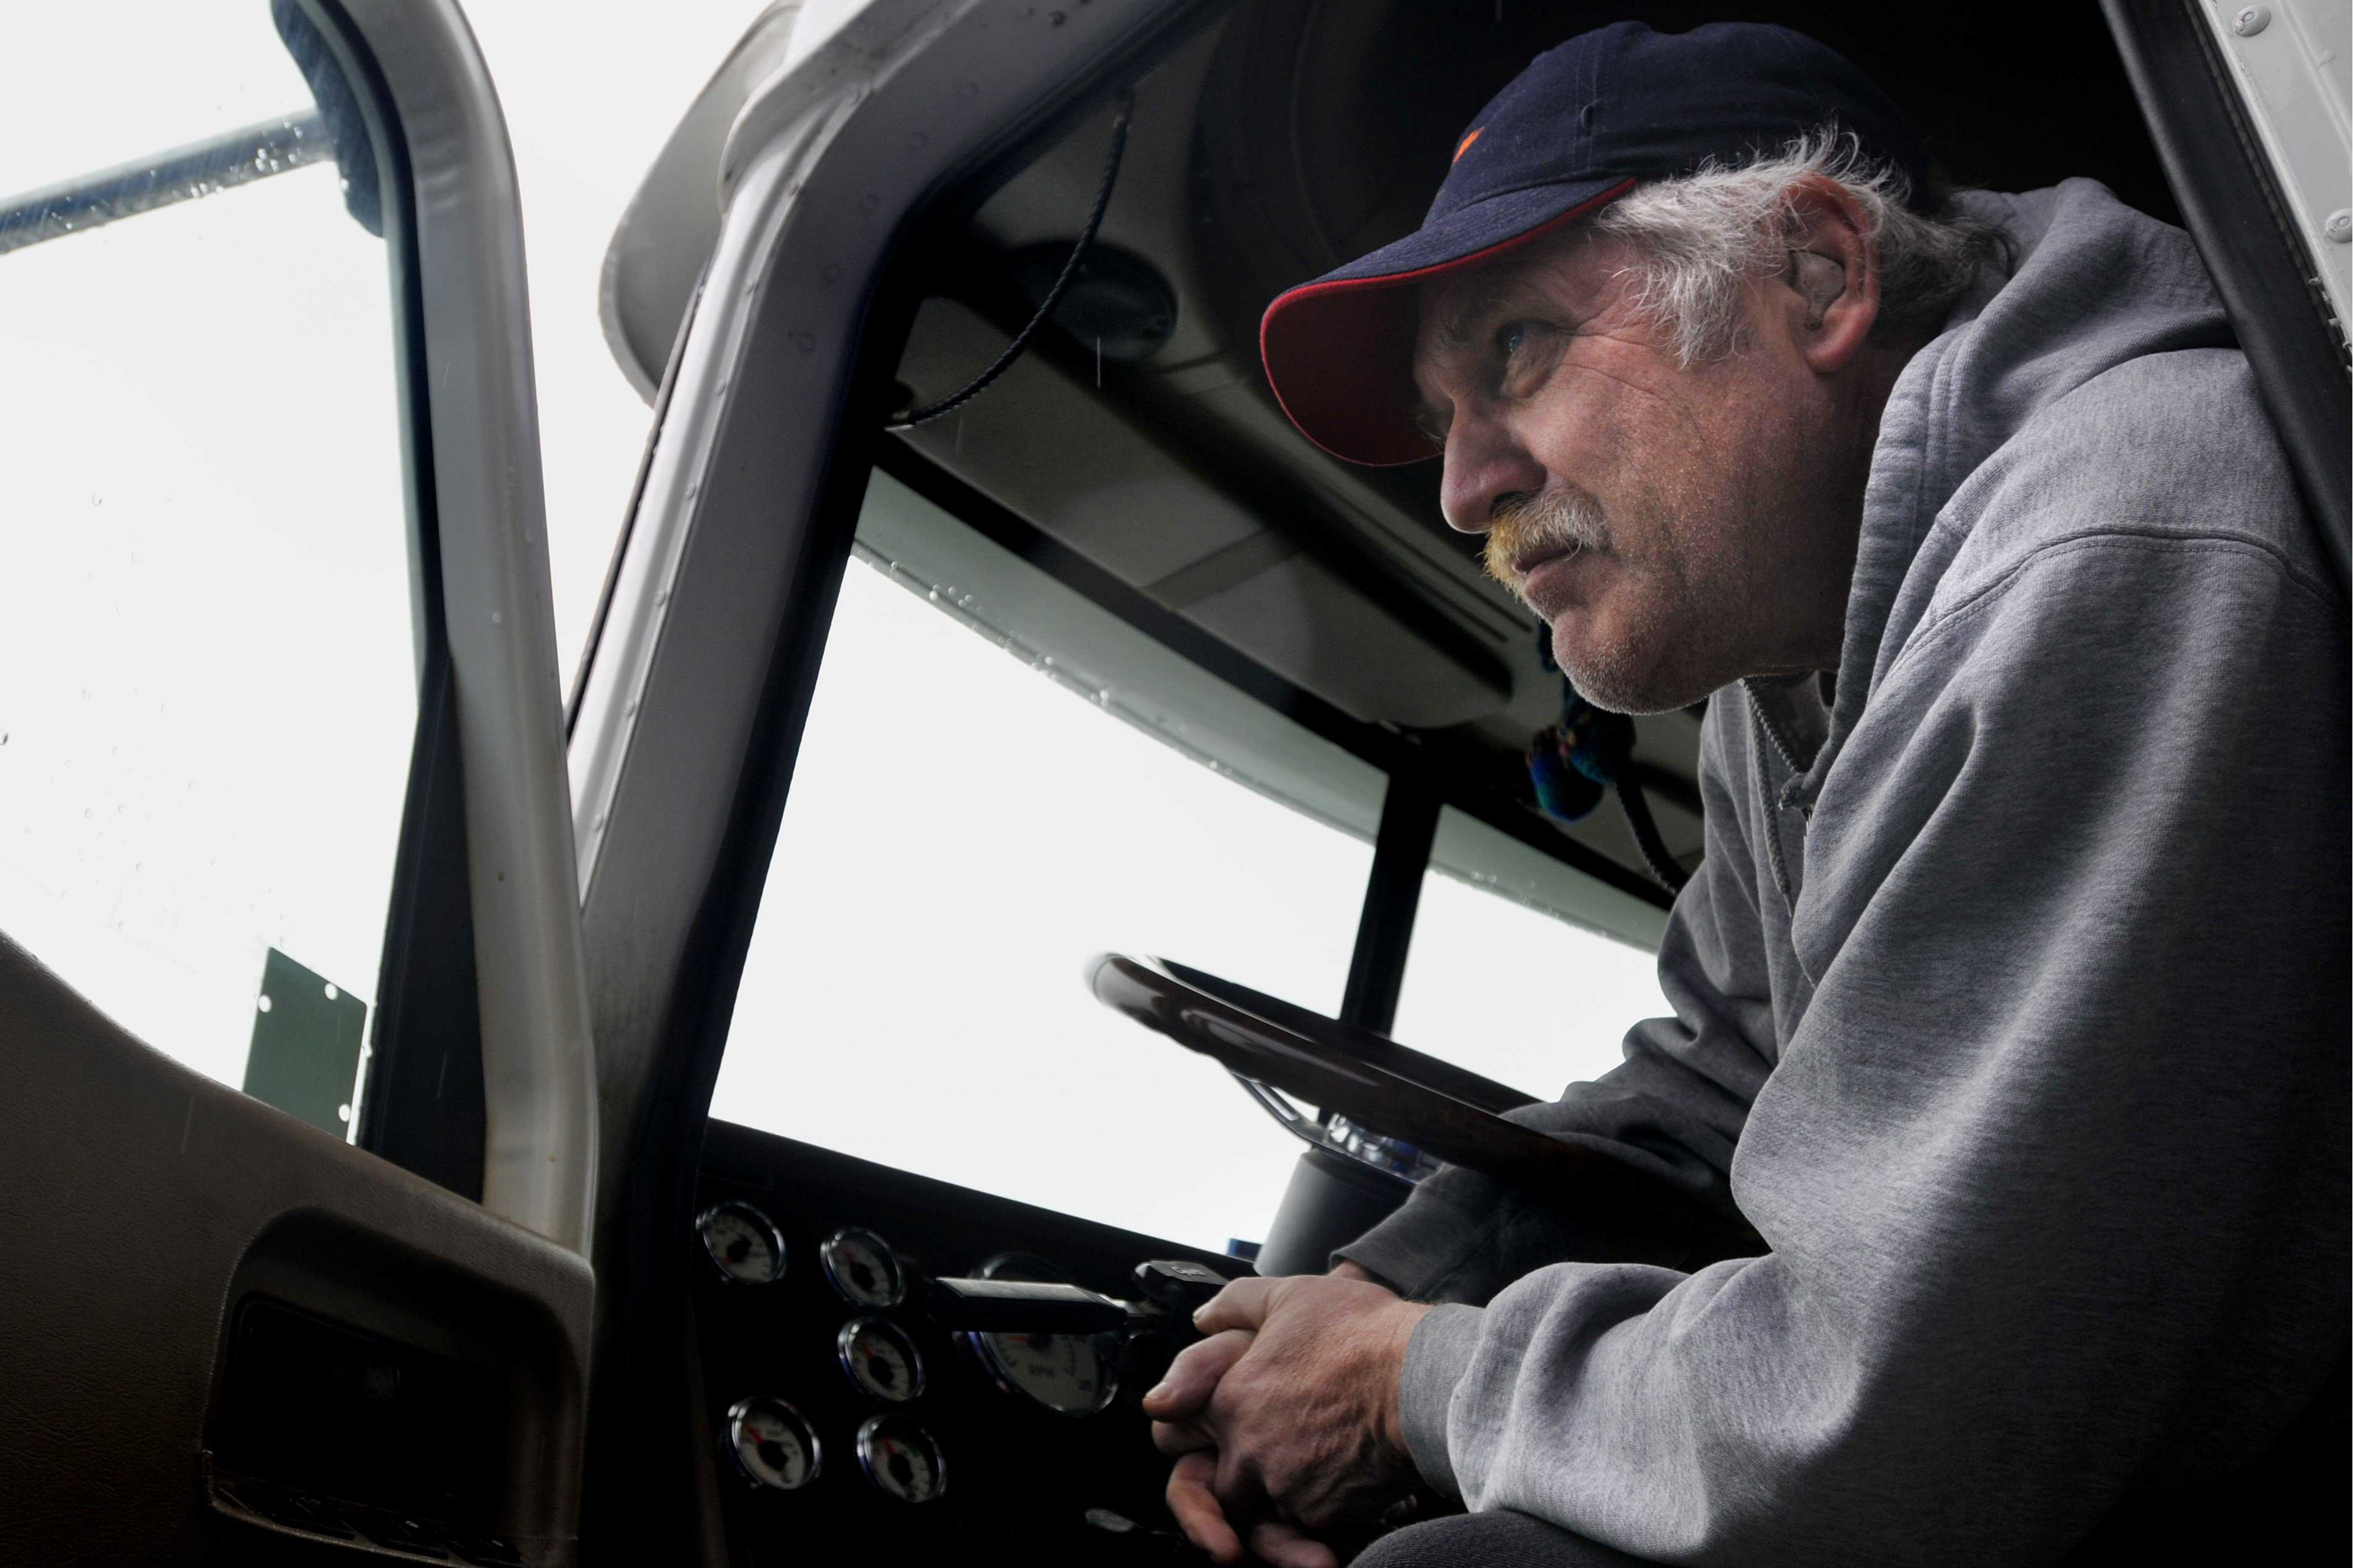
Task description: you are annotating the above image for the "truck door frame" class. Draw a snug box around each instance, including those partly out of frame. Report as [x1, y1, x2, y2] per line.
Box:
[0, 0, 597, 1558]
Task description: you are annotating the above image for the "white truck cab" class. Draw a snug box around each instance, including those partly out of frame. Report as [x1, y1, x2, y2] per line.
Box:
[1, 3, 2342, 1563]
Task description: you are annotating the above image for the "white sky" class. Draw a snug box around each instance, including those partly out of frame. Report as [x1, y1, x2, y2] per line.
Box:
[0, 0, 1668, 1253]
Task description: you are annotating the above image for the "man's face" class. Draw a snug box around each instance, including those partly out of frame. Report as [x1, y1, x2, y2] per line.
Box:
[1413, 226, 1851, 713]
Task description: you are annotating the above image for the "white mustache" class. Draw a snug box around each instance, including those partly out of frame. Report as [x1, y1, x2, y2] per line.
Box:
[1484, 488, 1609, 590]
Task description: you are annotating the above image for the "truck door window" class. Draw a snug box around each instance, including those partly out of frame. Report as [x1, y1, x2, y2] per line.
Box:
[0, 6, 413, 1136]
[1389, 807, 1671, 1098]
[712, 469, 1383, 1253]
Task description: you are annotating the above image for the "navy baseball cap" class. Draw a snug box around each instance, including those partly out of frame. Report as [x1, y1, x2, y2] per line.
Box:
[1259, 22, 1932, 466]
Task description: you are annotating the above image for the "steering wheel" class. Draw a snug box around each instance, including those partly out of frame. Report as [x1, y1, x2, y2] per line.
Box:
[1088, 953, 1762, 1248]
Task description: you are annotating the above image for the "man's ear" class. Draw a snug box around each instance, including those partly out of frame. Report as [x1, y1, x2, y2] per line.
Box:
[1777, 173, 1879, 374]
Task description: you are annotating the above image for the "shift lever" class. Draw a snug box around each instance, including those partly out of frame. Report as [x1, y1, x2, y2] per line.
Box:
[926, 1258, 1229, 1338]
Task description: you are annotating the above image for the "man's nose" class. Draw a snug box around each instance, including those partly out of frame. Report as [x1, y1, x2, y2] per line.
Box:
[1438, 416, 1549, 535]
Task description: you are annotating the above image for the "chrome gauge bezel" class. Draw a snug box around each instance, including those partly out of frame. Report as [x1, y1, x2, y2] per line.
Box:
[958, 1252, 1120, 1417]
[723, 1395, 821, 1492]
[837, 1315, 925, 1404]
[854, 1413, 948, 1504]
[817, 1225, 906, 1308]
[697, 1199, 787, 1286]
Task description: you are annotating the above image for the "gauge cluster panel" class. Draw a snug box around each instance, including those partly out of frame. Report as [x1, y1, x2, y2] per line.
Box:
[692, 1121, 1249, 1563]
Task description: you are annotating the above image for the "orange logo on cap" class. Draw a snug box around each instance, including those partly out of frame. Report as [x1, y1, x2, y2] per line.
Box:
[1453, 128, 1484, 164]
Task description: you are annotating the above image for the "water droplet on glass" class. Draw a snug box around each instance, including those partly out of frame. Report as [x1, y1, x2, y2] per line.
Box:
[491, 610, 503, 626]
[257, 994, 273, 1014]
[336, 1104, 351, 1123]
[324, 983, 339, 1001]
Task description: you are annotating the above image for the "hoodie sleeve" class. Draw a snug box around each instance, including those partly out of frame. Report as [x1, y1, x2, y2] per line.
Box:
[1401, 530, 2349, 1561]
[1334, 696, 1781, 1303]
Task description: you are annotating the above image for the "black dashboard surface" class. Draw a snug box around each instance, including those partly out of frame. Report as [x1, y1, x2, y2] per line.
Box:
[693, 1119, 1253, 1564]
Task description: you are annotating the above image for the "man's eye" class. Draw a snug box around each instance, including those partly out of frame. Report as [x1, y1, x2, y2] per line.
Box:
[1491, 320, 1555, 393]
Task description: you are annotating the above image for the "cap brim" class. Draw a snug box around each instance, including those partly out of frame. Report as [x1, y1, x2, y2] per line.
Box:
[1259, 177, 1635, 466]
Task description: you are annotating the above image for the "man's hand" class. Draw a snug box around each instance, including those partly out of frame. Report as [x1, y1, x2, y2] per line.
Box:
[1143, 1269, 1430, 1559]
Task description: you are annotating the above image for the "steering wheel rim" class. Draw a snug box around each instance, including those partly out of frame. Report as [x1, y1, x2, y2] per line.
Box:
[1088, 952, 1736, 1229]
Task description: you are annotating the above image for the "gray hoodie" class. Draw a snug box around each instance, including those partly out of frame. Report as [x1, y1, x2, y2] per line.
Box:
[1339, 180, 2349, 1562]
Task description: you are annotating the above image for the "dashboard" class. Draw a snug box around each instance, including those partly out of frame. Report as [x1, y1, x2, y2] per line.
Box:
[692, 1120, 1251, 1563]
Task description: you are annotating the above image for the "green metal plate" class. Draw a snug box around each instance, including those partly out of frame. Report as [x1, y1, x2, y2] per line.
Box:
[241, 947, 366, 1138]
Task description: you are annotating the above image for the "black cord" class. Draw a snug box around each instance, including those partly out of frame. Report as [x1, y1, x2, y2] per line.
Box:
[885, 94, 1135, 431]
[1615, 777, 1691, 894]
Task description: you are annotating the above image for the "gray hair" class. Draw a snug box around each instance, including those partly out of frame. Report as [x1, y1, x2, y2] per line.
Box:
[1591, 127, 2005, 366]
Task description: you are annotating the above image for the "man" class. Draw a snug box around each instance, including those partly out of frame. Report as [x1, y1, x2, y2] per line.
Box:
[1144, 21, 2347, 1567]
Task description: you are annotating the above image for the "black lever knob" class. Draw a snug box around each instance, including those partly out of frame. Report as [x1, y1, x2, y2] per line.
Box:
[1133, 1259, 1228, 1315]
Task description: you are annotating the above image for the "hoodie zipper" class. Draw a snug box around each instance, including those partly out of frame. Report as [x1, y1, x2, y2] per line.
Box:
[1742, 678, 1801, 908]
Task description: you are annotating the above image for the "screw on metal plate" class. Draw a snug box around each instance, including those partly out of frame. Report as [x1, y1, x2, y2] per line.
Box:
[2232, 5, 2271, 35]
[2325, 210, 2352, 245]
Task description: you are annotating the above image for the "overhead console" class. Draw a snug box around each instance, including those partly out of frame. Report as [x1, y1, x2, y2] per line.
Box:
[690, 1121, 1250, 1563]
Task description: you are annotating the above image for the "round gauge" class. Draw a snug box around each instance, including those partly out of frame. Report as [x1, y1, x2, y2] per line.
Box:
[819, 1226, 905, 1308]
[838, 1316, 925, 1404]
[855, 1414, 947, 1504]
[959, 1253, 1119, 1417]
[697, 1201, 786, 1285]
[724, 1396, 819, 1491]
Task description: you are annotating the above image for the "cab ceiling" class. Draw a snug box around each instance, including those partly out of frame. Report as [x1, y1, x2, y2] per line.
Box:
[888, 0, 2170, 867]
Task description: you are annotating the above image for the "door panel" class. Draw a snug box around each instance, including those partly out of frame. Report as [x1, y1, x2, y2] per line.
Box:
[1, 934, 591, 1565]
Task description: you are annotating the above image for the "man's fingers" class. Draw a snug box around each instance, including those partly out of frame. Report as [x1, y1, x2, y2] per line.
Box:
[1141, 1328, 1253, 1422]
[1193, 1274, 1282, 1336]
[1246, 1518, 1341, 1568]
[1166, 1450, 1242, 1565]
[1213, 1440, 1269, 1523]
[1150, 1417, 1215, 1457]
